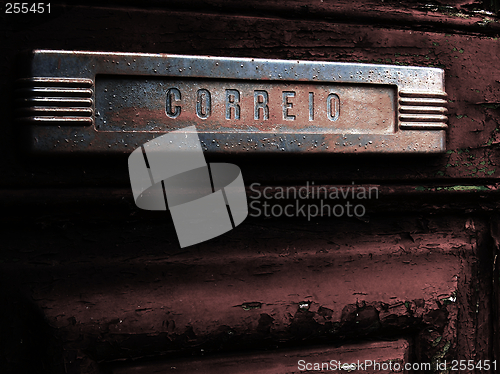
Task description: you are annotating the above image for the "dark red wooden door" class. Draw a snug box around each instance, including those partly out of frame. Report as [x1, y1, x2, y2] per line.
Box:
[1, 1, 500, 373]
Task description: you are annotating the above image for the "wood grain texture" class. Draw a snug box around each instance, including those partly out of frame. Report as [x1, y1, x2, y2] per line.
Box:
[0, 2, 498, 373]
[1, 208, 490, 371]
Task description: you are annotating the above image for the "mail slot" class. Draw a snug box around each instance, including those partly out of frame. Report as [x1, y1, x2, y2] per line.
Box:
[17, 50, 447, 154]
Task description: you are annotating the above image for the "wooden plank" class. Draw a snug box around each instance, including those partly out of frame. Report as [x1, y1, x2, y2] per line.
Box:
[1, 212, 472, 365]
[110, 339, 410, 374]
[1, 185, 499, 214]
[37, 1, 500, 35]
[137, 0, 500, 35]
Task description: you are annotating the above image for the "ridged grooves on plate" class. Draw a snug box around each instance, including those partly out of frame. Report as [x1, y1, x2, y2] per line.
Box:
[398, 91, 448, 130]
[16, 78, 93, 125]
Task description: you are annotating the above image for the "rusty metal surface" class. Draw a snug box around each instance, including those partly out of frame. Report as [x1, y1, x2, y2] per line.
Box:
[17, 50, 447, 154]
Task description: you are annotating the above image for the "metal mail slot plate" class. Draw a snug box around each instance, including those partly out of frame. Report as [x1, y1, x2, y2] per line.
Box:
[17, 50, 447, 154]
